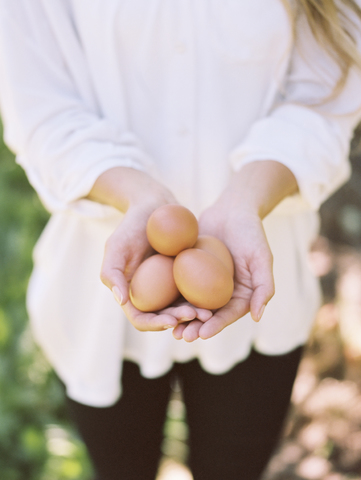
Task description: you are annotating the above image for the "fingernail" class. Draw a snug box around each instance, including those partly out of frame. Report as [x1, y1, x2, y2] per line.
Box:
[180, 317, 192, 321]
[112, 286, 123, 306]
[163, 325, 174, 330]
[257, 304, 266, 322]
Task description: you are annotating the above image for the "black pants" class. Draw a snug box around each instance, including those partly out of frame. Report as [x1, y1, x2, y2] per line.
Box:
[66, 347, 303, 480]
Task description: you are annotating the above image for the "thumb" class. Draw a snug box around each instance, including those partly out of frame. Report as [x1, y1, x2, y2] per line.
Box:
[100, 250, 131, 306]
[250, 283, 274, 322]
[111, 283, 129, 307]
[249, 251, 274, 322]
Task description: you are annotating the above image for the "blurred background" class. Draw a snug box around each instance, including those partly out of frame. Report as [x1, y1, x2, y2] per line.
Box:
[1, 122, 361, 480]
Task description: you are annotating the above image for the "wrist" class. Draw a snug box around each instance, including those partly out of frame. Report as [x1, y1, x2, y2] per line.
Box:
[217, 188, 262, 219]
[87, 167, 176, 213]
[217, 160, 298, 220]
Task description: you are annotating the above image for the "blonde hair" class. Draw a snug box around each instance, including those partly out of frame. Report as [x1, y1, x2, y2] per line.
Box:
[285, 0, 361, 94]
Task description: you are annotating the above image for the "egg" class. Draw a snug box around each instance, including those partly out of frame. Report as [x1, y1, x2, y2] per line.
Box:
[146, 204, 198, 256]
[173, 249, 234, 310]
[129, 254, 180, 312]
[193, 235, 234, 277]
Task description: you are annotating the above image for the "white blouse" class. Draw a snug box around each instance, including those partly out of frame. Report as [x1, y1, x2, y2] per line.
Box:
[1, 0, 361, 407]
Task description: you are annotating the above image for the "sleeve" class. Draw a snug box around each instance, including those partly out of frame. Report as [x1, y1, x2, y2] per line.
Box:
[229, 10, 361, 211]
[0, 1, 153, 214]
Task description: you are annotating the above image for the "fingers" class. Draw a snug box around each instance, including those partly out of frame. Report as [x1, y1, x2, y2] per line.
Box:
[159, 304, 198, 321]
[160, 302, 213, 322]
[198, 297, 250, 340]
[194, 307, 213, 322]
[172, 322, 188, 339]
[112, 285, 127, 307]
[248, 247, 275, 322]
[100, 227, 132, 303]
[122, 301, 179, 331]
[249, 283, 274, 322]
[172, 319, 204, 341]
[101, 251, 129, 304]
[197, 246, 275, 338]
[121, 297, 212, 332]
[100, 213, 151, 304]
[113, 290, 214, 333]
[170, 305, 213, 341]
[181, 320, 204, 342]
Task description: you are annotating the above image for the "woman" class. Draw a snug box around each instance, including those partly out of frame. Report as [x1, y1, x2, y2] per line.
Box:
[1, 1, 361, 479]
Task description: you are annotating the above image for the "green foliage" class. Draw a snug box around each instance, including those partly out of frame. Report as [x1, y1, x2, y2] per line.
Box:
[0, 129, 93, 480]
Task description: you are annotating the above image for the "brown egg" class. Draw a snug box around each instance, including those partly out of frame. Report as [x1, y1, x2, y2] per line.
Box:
[194, 235, 234, 277]
[173, 249, 234, 310]
[129, 254, 180, 312]
[146, 204, 198, 256]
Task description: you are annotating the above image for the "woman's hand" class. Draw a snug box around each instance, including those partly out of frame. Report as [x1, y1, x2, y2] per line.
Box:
[173, 160, 298, 342]
[172, 206, 274, 341]
[101, 204, 212, 331]
[89, 167, 212, 331]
